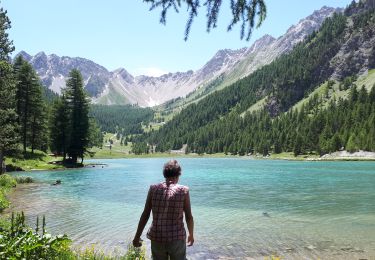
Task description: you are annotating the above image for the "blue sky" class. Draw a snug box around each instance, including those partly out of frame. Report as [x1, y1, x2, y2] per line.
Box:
[2, 0, 351, 76]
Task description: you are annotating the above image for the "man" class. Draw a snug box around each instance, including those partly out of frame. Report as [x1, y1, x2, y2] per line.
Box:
[133, 159, 194, 260]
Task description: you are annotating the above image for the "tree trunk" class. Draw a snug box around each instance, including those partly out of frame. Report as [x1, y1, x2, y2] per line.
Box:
[31, 115, 36, 154]
[62, 130, 66, 161]
[0, 149, 5, 174]
[23, 86, 29, 156]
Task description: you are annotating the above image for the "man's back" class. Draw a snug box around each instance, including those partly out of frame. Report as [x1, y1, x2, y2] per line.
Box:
[147, 182, 188, 243]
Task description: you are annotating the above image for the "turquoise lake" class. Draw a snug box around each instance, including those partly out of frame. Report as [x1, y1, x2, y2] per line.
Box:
[7, 158, 375, 259]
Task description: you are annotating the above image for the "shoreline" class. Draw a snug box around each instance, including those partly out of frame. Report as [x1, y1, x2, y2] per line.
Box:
[89, 150, 375, 161]
[5, 150, 375, 173]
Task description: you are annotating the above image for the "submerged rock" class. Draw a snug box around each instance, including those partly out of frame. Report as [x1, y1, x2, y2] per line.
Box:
[52, 180, 62, 186]
[262, 212, 271, 217]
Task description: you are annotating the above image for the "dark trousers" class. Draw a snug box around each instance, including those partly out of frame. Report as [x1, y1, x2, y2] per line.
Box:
[151, 240, 186, 260]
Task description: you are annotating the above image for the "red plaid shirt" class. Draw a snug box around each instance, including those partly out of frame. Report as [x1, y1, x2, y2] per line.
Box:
[147, 182, 189, 242]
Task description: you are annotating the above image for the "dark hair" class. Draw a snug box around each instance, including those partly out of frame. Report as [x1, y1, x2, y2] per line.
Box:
[163, 160, 181, 178]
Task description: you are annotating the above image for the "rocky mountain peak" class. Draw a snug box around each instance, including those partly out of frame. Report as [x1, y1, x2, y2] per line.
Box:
[15, 50, 32, 62]
[113, 68, 134, 84]
[14, 5, 345, 106]
[31, 51, 48, 71]
[246, 34, 276, 55]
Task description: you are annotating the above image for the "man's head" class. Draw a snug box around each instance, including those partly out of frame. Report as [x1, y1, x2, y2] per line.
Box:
[163, 159, 181, 178]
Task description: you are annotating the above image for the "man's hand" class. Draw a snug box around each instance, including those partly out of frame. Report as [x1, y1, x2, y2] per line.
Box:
[187, 234, 194, 246]
[132, 237, 143, 247]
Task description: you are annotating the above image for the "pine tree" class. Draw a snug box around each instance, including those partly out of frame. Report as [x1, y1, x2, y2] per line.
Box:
[14, 57, 47, 154]
[88, 118, 103, 149]
[144, 0, 266, 41]
[64, 69, 90, 163]
[50, 95, 71, 160]
[0, 6, 17, 174]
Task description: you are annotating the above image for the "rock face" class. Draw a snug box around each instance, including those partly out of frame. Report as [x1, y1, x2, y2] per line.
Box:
[15, 51, 111, 97]
[330, 16, 375, 79]
[213, 6, 343, 90]
[16, 6, 342, 107]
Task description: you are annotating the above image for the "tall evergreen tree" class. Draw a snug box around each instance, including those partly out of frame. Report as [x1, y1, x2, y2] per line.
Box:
[0, 6, 17, 174]
[64, 69, 90, 163]
[14, 57, 47, 154]
[50, 95, 71, 160]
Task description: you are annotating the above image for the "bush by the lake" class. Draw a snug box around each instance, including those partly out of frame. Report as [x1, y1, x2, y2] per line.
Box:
[0, 212, 72, 259]
[15, 176, 34, 184]
[0, 174, 17, 188]
[0, 174, 17, 210]
[0, 212, 147, 259]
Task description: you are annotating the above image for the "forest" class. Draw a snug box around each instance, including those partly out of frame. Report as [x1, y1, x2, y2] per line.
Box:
[131, 3, 375, 155]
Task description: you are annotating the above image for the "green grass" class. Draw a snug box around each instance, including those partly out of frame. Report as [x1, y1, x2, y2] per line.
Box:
[0, 212, 146, 259]
[292, 69, 375, 113]
[356, 69, 375, 91]
[268, 152, 320, 160]
[0, 174, 17, 210]
[5, 150, 65, 171]
[240, 96, 268, 117]
[0, 174, 34, 210]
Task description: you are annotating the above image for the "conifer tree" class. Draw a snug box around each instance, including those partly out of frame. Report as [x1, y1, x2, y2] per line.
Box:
[14, 57, 47, 154]
[144, 0, 266, 40]
[50, 95, 70, 160]
[64, 69, 90, 163]
[0, 6, 17, 174]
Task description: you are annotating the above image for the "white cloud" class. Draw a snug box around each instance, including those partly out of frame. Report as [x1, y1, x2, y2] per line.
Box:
[133, 67, 168, 77]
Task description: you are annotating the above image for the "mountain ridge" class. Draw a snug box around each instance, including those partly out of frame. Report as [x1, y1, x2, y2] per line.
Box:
[16, 6, 342, 107]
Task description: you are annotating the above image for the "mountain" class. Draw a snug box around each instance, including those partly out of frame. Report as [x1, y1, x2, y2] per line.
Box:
[163, 6, 342, 111]
[135, 1, 375, 155]
[15, 6, 341, 107]
[15, 51, 112, 97]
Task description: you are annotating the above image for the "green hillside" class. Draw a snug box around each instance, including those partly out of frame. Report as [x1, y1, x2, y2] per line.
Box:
[133, 2, 375, 156]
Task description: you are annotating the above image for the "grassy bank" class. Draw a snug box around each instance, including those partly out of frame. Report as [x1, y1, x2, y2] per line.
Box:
[5, 150, 65, 171]
[0, 174, 33, 210]
[0, 212, 146, 259]
[89, 148, 375, 161]
[0, 174, 17, 210]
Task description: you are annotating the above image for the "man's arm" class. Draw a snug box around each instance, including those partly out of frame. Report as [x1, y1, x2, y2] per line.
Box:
[133, 188, 152, 247]
[184, 190, 194, 246]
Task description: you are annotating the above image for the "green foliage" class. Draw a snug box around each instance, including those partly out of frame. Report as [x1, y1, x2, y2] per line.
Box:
[64, 69, 91, 162]
[0, 212, 72, 259]
[0, 212, 146, 260]
[14, 56, 49, 154]
[0, 6, 15, 60]
[144, 0, 266, 40]
[50, 95, 71, 159]
[0, 174, 17, 209]
[88, 118, 104, 149]
[132, 142, 149, 155]
[89, 104, 154, 136]
[0, 212, 147, 259]
[0, 47, 18, 173]
[15, 176, 33, 184]
[72, 244, 146, 260]
[132, 4, 375, 156]
[0, 174, 17, 188]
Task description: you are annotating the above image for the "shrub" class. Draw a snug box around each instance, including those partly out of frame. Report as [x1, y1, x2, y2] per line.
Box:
[0, 212, 147, 259]
[0, 174, 17, 188]
[0, 212, 72, 259]
[15, 176, 34, 184]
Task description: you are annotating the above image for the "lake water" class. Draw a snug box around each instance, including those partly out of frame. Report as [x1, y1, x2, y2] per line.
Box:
[7, 158, 375, 259]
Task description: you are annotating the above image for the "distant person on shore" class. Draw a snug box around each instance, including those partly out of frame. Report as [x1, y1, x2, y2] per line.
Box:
[133, 159, 194, 260]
